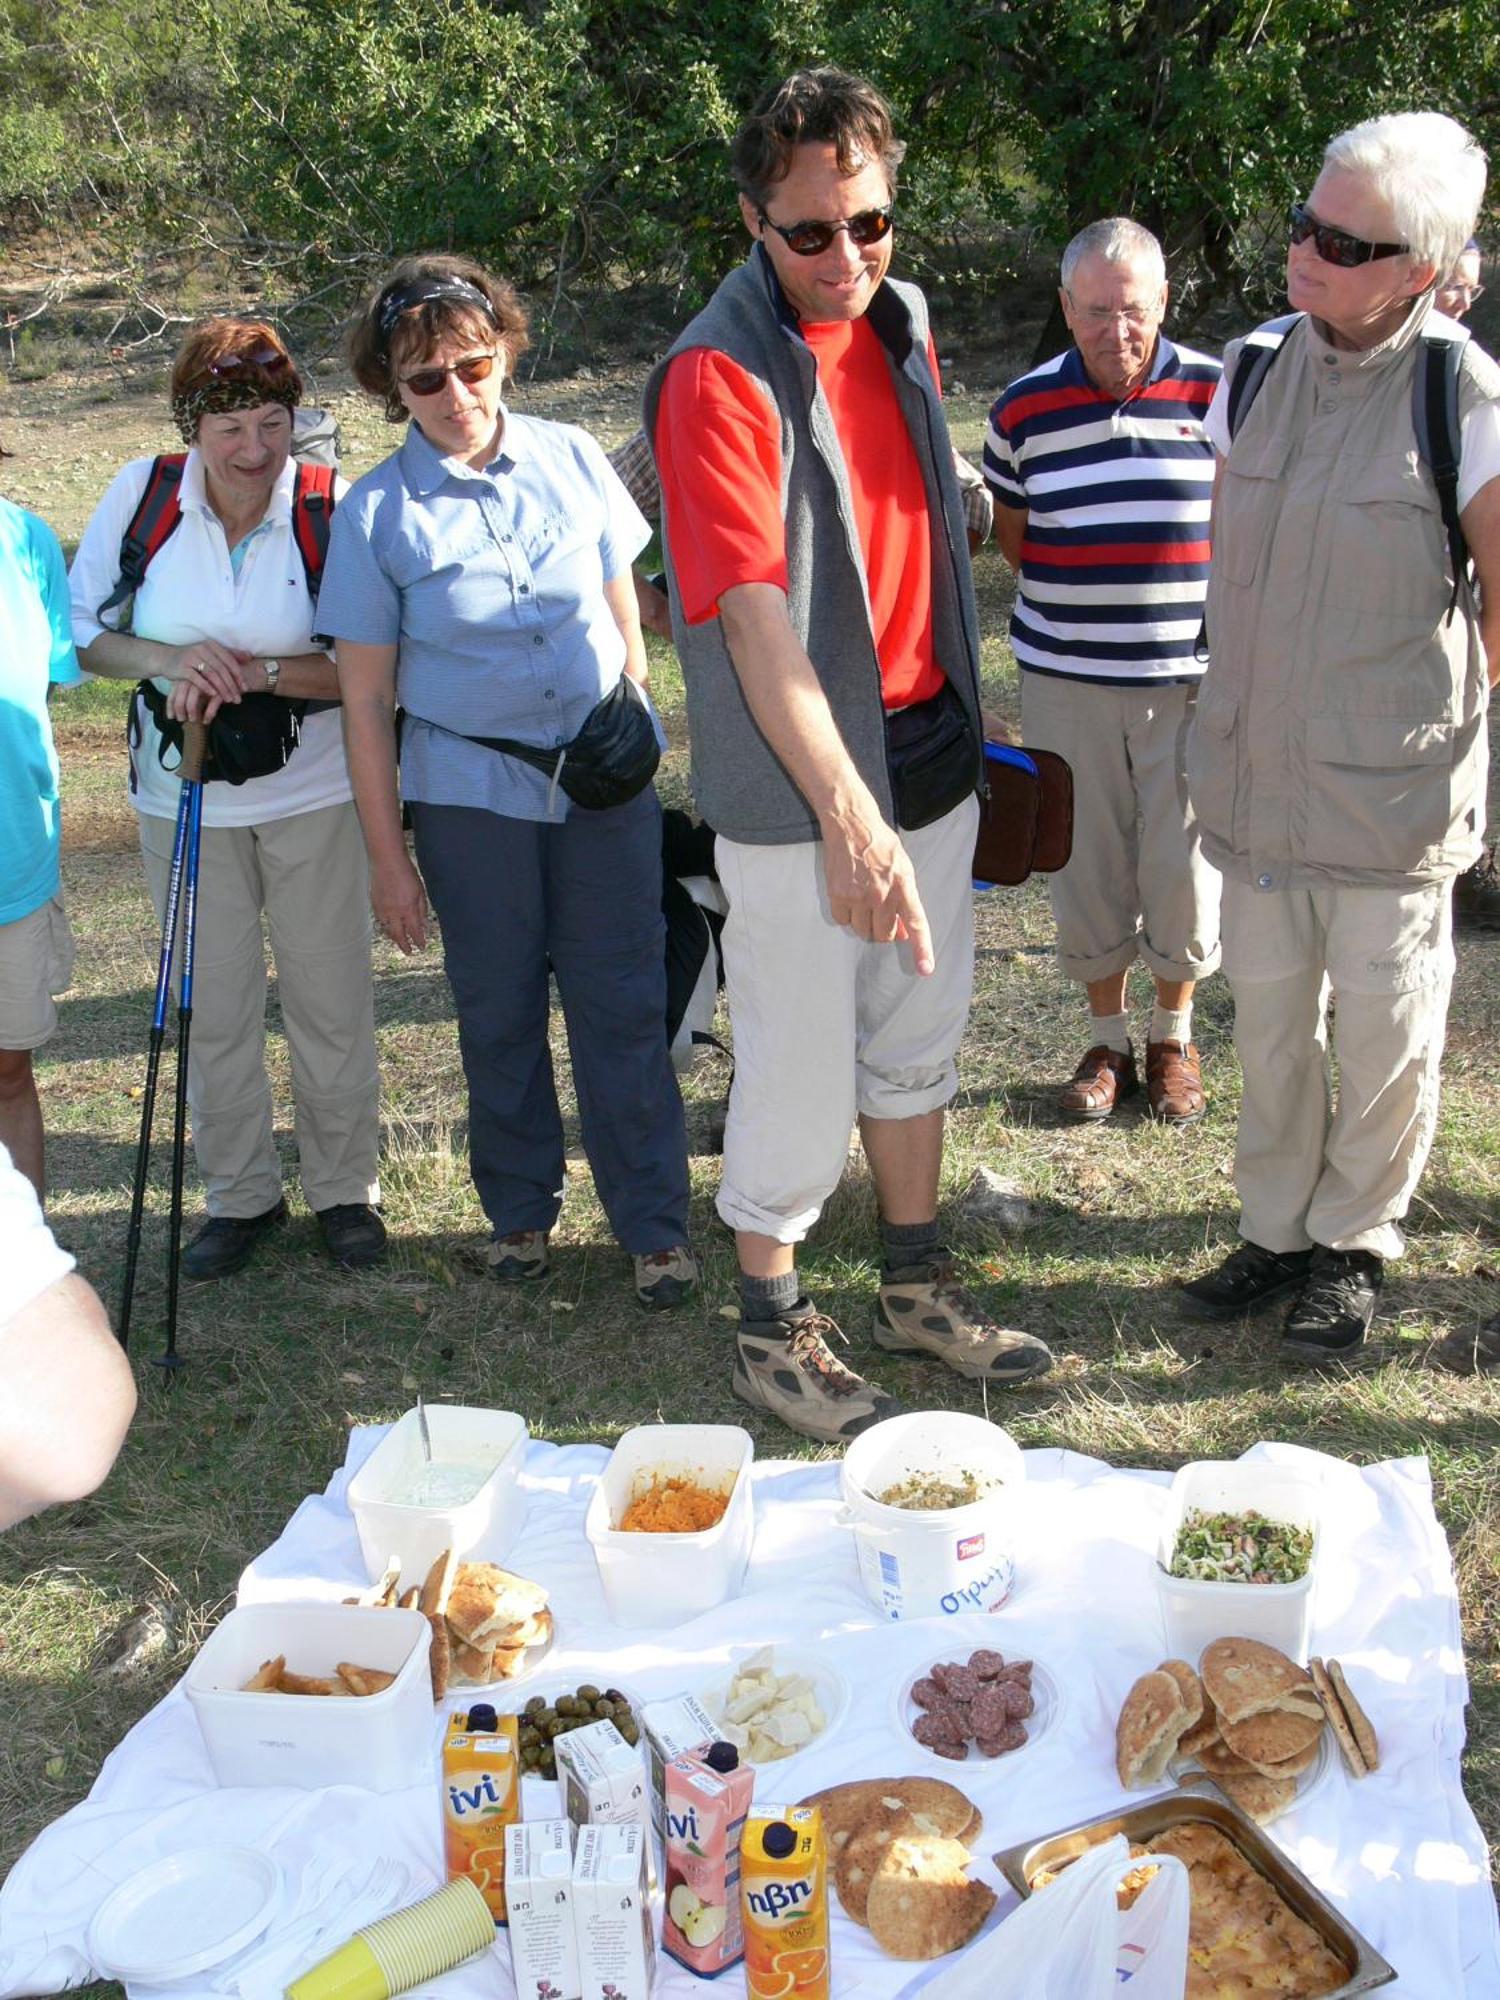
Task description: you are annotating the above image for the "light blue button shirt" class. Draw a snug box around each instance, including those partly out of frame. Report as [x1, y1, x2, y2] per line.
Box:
[317, 409, 652, 821]
[0, 499, 79, 925]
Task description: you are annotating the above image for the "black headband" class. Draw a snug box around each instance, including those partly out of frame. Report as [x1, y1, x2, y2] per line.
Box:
[375, 276, 499, 352]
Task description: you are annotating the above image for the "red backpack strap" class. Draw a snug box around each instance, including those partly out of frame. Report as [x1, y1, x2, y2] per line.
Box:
[96, 454, 188, 626]
[290, 460, 336, 604]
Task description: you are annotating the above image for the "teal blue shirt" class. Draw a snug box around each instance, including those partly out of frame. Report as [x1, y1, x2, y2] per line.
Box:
[0, 500, 80, 925]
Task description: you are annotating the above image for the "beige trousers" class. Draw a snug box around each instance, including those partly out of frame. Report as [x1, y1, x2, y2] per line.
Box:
[714, 796, 978, 1243]
[1222, 875, 1453, 1261]
[1020, 673, 1221, 985]
[139, 803, 380, 1218]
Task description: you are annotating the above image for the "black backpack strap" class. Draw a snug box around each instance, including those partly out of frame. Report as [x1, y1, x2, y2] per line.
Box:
[1412, 327, 1469, 621]
[96, 454, 187, 627]
[1225, 312, 1303, 442]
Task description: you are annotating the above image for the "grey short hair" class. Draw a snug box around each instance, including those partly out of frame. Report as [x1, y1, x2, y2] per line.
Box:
[1060, 218, 1166, 291]
[1322, 113, 1486, 282]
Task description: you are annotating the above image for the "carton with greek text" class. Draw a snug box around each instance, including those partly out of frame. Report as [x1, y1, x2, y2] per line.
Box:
[573, 1823, 655, 2000]
[505, 1820, 582, 2000]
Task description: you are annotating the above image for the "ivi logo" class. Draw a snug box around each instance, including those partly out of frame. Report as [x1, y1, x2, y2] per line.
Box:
[448, 1772, 506, 1816]
[666, 1806, 701, 1842]
[747, 1875, 813, 1920]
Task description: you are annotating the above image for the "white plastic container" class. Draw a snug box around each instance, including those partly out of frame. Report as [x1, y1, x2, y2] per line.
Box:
[1155, 1458, 1323, 1665]
[584, 1423, 754, 1628]
[184, 1602, 435, 1791]
[838, 1411, 1025, 1621]
[347, 1404, 528, 1584]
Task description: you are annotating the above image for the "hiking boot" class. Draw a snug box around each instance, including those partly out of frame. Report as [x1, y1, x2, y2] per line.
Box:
[732, 1308, 900, 1443]
[874, 1256, 1054, 1384]
[1282, 1248, 1383, 1363]
[1059, 1043, 1139, 1120]
[316, 1202, 387, 1270]
[1145, 1039, 1206, 1125]
[485, 1229, 550, 1281]
[1453, 849, 1500, 931]
[634, 1245, 698, 1310]
[1179, 1240, 1312, 1320]
[1429, 1310, 1500, 1375]
[180, 1198, 288, 1280]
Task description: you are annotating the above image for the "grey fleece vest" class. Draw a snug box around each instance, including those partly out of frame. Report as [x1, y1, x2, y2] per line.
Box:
[643, 247, 983, 845]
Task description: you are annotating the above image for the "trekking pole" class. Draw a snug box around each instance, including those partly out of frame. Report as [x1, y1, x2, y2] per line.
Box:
[118, 742, 198, 1351]
[157, 721, 207, 1376]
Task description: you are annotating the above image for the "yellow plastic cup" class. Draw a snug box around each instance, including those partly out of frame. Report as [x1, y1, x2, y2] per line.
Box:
[287, 1877, 495, 2000]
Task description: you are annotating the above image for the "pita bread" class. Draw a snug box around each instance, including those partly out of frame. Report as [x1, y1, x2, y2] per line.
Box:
[243, 1655, 286, 1692]
[1178, 1706, 1221, 1759]
[1178, 1767, 1297, 1825]
[1219, 1702, 1324, 1766]
[1200, 1637, 1314, 1725]
[444, 1562, 548, 1645]
[451, 1636, 498, 1683]
[1194, 1736, 1260, 1778]
[1157, 1659, 1205, 1729]
[1116, 1670, 1190, 1788]
[866, 1836, 996, 1960]
[800, 1778, 978, 1851]
[1310, 1657, 1377, 1777]
[1327, 1659, 1379, 1772]
[1240, 1734, 1322, 1781]
[836, 1799, 920, 1924]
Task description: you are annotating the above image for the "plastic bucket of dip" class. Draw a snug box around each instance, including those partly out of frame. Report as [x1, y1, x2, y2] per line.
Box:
[838, 1412, 1024, 1621]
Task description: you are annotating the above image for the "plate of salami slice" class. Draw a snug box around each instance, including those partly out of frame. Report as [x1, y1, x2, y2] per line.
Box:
[895, 1642, 1063, 1766]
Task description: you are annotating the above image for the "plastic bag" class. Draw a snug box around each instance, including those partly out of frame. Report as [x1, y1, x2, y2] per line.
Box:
[906, 1834, 1190, 2000]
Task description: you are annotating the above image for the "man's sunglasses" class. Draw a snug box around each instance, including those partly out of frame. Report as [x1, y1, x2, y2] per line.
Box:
[208, 344, 293, 377]
[756, 204, 894, 257]
[1289, 202, 1408, 269]
[399, 352, 500, 397]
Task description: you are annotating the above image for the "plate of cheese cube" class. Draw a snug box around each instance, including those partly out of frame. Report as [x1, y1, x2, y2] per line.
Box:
[696, 1643, 848, 1767]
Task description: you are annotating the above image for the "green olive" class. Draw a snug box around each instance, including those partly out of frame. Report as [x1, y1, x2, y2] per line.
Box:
[578, 1683, 601, 1703]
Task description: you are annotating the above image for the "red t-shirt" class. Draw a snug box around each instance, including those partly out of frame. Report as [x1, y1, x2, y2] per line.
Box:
[655, 316, 944, 709]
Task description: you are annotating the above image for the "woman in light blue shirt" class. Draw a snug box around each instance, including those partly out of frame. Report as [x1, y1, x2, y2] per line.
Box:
[319, 255, 695, 1308]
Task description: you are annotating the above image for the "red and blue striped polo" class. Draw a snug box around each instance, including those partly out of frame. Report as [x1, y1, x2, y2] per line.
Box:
[983, 337, 1221, 684]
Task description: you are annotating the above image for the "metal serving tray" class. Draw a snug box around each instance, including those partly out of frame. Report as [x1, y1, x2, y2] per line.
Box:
[992, 1784, 1396, 1999]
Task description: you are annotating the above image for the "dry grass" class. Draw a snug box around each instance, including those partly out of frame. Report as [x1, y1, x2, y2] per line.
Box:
[1, 352, 1497, 1974]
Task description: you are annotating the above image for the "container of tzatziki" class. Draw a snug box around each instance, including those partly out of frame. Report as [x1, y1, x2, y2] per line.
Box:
[348, 1403, 529, 1583]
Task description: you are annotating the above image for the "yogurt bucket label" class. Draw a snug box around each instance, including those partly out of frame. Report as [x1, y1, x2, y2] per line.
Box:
[956, 1532, 986, 1560]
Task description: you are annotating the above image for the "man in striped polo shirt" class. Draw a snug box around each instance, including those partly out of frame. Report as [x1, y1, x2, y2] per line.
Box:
[984, 218, 1222, 1124]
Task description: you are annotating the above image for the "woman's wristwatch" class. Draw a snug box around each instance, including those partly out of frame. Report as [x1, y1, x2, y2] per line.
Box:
[263, 657, 282, 692]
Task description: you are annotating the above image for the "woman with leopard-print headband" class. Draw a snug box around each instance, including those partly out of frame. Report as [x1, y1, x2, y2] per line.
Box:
[68, 317, 385, 1281]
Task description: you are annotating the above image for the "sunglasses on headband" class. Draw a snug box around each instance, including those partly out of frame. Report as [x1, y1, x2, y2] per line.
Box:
[1289, 202, 1408, 269]
[207, 344, 294, 377]
[399, 352, 500, 397]
[756, 204, 894, 257]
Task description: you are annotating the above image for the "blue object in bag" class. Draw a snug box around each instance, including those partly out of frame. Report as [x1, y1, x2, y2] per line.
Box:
[974, 742, 1040, 889]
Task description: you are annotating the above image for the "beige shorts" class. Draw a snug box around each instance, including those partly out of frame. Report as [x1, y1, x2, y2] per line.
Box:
[0, 895, 77, 1051]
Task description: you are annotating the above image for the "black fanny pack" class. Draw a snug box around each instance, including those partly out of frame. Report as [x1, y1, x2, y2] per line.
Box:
[134, 680, 312, 786]
[453, 675, 661, 811]
[884, 681, 980, 831]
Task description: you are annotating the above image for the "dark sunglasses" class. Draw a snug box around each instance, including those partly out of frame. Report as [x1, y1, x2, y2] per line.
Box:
[756, 204, 894, 257]
[1289, 202, 1408, 269]
[399, 352, 500, 397]
[208, 344, 293, 377]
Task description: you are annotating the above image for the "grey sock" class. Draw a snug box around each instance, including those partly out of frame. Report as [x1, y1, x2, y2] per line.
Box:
[740, 1269, 801, 1324]
[881, 1218, 941, 1275]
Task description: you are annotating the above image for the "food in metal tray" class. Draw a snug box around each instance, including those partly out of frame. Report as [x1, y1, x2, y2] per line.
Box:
[1169, 1508, 1314, 1584]
[1145, 1820, 1349, 1997]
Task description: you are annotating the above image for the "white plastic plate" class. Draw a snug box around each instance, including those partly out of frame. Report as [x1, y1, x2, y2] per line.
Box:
[697, 1644, 850, 1769]
[895, 1648, 1063, 1768]
[87, 1846, 281, 1985]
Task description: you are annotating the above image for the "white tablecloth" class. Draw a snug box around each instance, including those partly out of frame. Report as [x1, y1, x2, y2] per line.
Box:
[2, 1435, 1497, 1999]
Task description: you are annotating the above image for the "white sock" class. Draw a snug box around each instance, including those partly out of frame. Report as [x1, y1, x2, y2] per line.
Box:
[1090, 1011, 1132, 1055]
[1151, 1003, 1193, 1045]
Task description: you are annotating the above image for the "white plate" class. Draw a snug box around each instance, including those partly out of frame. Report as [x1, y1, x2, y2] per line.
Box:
[696, 1644, 850, 1769]
[896, 1646, 1062, 1768]
[1173, 1714, 1335, 1822]
[87, 1846, 281, 1985]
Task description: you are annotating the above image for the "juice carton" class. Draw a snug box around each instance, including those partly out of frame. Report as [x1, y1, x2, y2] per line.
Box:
[554, 1718, 656, 1891]
[740, 1804, 829, 2000]
[441, 1701, 521, 1925]
[662, 1744, 755, 1977]
[573, 1823, 656, 2000]
[505, 1819, 582, 2000]
[640, 1692, 717, 1856]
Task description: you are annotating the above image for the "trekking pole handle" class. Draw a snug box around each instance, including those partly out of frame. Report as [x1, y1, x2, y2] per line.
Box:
[179, 719, 208, 784]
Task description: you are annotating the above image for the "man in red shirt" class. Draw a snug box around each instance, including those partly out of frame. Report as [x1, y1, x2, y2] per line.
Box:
[645, 68, 1053, 1441]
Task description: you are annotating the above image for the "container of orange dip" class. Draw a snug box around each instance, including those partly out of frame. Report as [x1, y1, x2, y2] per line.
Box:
[584, 1425, 755, 1627]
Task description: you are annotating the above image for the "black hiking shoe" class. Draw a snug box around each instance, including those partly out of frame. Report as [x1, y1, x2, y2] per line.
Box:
[1179, 1241, 1313, 1320]
[1282, 1248, 1383, 1364]
[181, 1198, 288, 1280]
[316, 1202, 387, 1269]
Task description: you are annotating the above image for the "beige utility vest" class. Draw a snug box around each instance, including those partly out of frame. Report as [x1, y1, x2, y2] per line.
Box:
[1190, 301, 1499, 891]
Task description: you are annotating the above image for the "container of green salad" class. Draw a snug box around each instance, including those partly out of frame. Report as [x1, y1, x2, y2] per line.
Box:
[1155, 1459, 1322, 1665]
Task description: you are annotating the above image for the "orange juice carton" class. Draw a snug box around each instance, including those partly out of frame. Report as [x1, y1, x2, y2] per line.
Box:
[554, 1718, 656, 1891]
[740, 1804, 829, 2000]
[662, 1744, 755, 1977]
[505, 1819, 582, 2000]
[640, 1692, 717, 1855]
[441, 1700, 521, 1925]
[573, 1823, 656, 2000]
